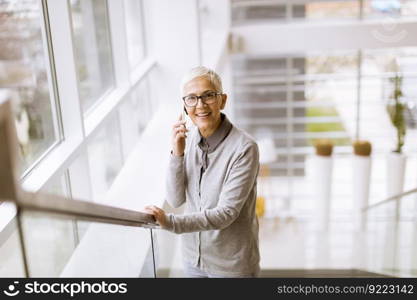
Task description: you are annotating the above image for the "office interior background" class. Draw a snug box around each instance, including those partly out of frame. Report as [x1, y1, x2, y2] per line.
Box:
[0, 0, 417, 277]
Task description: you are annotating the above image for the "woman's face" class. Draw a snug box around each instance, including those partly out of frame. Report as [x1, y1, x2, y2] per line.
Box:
[183, 76, 227, 134]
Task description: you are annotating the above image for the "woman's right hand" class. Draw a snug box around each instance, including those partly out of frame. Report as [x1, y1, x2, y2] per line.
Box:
[172, 113, 188, 156]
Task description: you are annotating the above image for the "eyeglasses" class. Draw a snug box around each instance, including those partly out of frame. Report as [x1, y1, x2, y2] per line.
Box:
[182, 91, 222, 107]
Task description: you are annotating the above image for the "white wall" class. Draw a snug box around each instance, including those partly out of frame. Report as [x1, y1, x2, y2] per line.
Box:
[144, 0, 200, 115]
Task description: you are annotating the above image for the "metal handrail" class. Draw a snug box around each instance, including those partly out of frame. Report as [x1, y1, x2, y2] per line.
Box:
[10, 190, 159, 229]
[363, 187, 417, 212]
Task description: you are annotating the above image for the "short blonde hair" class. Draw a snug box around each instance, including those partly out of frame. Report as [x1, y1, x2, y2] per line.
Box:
[181, 66, 223, 94]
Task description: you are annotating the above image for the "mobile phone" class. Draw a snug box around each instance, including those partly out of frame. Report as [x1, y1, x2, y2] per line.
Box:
[182, 107, 193, 129]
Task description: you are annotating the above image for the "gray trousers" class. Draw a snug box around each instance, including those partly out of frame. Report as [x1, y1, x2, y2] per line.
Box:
[183, 261, 260, 278]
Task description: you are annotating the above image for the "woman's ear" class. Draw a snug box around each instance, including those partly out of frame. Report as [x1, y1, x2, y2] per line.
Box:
[220, 94, 227, 110]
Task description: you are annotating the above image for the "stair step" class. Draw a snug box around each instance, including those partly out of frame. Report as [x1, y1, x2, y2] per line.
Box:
[259, 269, 389, 278]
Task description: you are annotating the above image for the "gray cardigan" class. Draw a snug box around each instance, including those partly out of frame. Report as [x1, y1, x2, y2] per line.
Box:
[165, 118, 260, 276]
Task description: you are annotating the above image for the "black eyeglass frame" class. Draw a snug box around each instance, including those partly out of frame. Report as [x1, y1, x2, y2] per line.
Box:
[182, 91, 223, 107]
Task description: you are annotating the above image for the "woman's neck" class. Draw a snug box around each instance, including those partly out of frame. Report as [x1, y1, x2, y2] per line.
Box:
[199, 117, 222, 138]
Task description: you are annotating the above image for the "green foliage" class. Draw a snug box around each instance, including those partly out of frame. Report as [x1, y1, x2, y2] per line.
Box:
[386, 73, 406, 153]
[306, 106, 351, 146]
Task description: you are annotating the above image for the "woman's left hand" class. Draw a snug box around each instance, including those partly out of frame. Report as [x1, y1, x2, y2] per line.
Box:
[144, 205, 170, 229]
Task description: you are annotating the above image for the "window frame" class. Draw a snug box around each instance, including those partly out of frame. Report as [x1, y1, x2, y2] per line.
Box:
[123, 0, 147, 70]
[0, 0, 155, 234]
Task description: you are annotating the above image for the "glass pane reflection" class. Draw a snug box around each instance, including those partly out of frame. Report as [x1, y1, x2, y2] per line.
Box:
[87, 114, 123, 202]
[124, 0, 145, 68]
[18, 210, 155, 277]
[69, 0, 115, 113]
[0, 0, 60, 172]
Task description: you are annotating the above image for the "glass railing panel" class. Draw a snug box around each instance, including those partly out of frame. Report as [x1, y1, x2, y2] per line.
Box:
[0, 203, 26, 277]
[365, 200, 397, 276]
[152, 203, 184, 278]
[18, 210, 78, 277]
[18, 209, 155, 277]
[152, 228, 183, 278]
[365, 191, 417, 277]
[397, 192, 417, 277]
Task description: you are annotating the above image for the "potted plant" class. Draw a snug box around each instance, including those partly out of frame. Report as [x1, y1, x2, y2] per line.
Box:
[386, 72, 407, 198]
[387, 73, 406, 154]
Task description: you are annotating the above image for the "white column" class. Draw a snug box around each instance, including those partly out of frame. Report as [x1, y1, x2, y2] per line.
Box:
[352, 155, 372, 231]
[313, 155, 333, 231]
[386, 152, 407, 198]
[383, 152, 406, 273]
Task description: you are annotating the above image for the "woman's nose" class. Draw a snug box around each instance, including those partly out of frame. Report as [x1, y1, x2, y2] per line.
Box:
[196, 98, 207, 108]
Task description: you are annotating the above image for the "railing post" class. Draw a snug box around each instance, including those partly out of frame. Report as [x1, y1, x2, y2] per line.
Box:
[0, 95, 20, 202]
[150, 229, 157, 278]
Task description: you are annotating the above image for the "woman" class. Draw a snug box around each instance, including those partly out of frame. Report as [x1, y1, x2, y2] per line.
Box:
[144, 66, 260, 277]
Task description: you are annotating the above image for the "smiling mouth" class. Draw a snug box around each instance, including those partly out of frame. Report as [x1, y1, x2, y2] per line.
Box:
[196, 112, 211, 118]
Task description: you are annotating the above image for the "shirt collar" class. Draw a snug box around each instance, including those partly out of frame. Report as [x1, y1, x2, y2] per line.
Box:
[197, 113, 232, 153]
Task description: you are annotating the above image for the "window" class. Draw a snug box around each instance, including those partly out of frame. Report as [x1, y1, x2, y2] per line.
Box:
[231, 0, 417, 23]
[69, 0, 115, 114]
[363, 0, 417, 18]
[0, 0, 61, 173]
[87, 114, 123, 202]
[124, 0, 145, 69]
[232, 4, 287, 24]
[304, 1, 360, 20]
[118, 82, 146, 157]
[232, 52, 357, 177]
